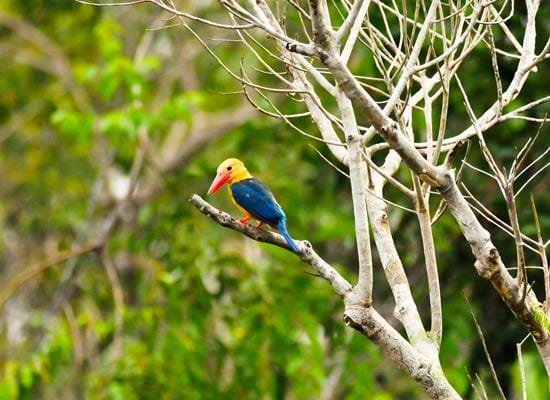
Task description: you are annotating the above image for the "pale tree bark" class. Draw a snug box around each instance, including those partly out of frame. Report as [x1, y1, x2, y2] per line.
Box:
[76, 0, 550, 396]
[190, 195, 460, 399]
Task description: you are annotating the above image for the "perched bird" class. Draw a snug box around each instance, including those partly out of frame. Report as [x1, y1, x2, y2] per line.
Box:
[207, 158, 300, 253]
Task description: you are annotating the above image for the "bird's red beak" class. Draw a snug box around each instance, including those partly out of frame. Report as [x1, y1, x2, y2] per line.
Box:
[207, 171, 230, 195]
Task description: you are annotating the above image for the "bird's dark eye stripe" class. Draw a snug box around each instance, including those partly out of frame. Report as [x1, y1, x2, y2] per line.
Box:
[227, 166, 232, 171]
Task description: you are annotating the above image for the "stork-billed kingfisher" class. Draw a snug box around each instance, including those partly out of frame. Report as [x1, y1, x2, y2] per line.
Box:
[207, 158, 300, 253]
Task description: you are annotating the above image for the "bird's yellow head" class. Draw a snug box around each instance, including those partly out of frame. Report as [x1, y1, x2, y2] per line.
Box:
[207, 158, 251, 194]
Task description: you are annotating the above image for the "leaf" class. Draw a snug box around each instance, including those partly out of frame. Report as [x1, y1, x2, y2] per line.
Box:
[50, 109, 93, 145]
[161, 94, 194, 126]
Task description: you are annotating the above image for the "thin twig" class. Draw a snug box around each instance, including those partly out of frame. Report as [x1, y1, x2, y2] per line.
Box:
[531, 195, 550, 312]
[0, 241, 103, 312]
[517, 341, 527, 400]
[101, 250, 124, 361]
[464, 293, 507, 400]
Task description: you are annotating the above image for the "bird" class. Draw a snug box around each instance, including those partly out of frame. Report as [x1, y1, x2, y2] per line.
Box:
[207, 158, 300, 253]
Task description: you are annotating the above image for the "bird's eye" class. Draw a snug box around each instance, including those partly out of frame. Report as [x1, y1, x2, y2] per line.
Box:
[227, 166, 232, 171]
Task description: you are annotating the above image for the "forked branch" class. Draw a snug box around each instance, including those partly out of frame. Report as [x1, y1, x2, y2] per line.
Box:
[190, 194, 460, 399]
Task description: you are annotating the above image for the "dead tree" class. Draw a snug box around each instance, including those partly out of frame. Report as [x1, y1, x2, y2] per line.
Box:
[77, 0, 549, 397]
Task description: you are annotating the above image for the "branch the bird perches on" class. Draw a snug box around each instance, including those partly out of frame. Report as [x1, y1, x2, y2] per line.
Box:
[189, 194, 352, 297]
[189, 193, 462, 399]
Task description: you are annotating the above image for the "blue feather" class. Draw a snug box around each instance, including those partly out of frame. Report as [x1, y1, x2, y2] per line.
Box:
[231, 178, 299, 253]
[277, 221, 300, 253]
[231, 178, 285, 225]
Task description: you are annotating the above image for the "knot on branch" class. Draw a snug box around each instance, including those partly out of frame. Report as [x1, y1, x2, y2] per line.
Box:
[393, 304, 407, 319]
[379, 122, 399, 139]
[343, 306, 379, 341]
[474, 247, 502, 281]
[298, 240, 312, 255]
[474, 246, 502, 278]
[343, 312, 365, 333]
[488, 247, 500, 265]
[436, 167, 456, 194]
[410, 363, 432, 384]
[285, 42, 315, 57]
[474, 260, 496, 280]
[317, 50, 329, 63]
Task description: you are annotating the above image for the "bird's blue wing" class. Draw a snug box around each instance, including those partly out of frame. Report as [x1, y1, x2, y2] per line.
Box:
[231, 178, 286, 225]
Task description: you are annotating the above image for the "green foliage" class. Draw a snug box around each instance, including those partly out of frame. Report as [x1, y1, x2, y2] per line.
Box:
[51, 109, 94, 146]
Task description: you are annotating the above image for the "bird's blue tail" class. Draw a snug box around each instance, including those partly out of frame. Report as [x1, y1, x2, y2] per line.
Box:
[277, 221, 300, 253]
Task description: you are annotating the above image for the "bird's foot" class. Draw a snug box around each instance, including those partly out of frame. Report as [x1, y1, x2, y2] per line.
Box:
[255, 221, 263, 228]
[239, 216, 251, 224]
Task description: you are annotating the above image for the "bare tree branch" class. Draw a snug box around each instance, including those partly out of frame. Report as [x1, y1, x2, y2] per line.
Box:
[189, 194, 352, 297]
[191, 194, 460, 399]
[337, 90, 373, 305]
[413, 176, 442, 347]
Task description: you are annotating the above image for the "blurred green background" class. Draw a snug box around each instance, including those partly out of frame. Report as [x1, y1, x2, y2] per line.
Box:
[0, 1, 548, 399]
